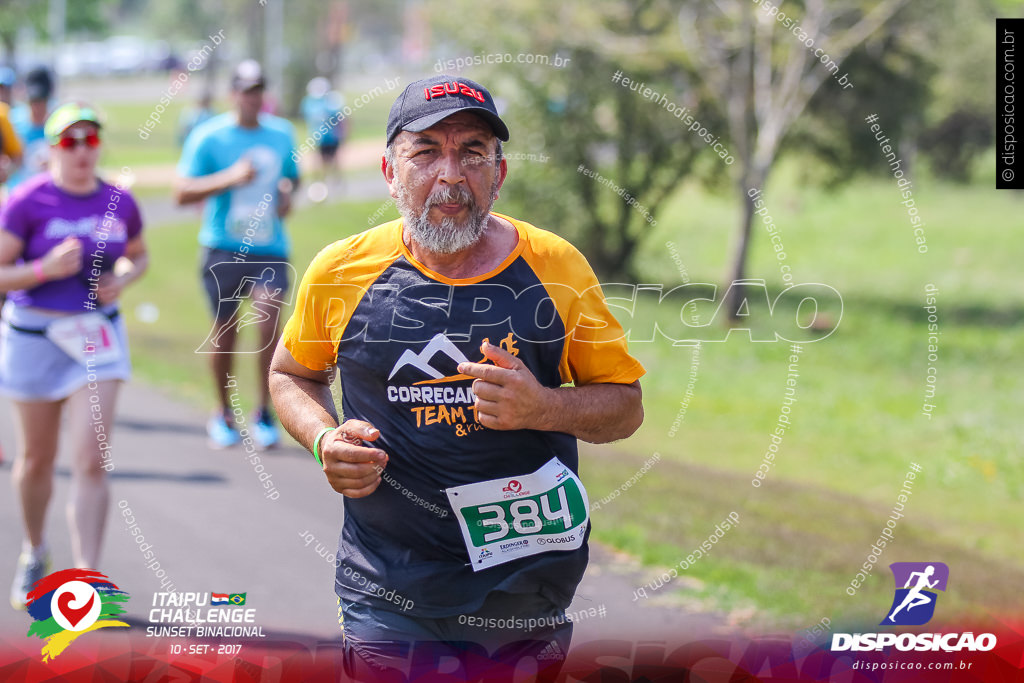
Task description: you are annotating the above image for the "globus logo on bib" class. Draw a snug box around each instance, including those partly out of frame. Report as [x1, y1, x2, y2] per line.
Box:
[537, 533, 576, 546]
[831, 562, 996, 653]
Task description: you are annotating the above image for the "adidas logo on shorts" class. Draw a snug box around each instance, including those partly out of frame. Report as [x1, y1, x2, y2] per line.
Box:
[536, 641, 565, 661]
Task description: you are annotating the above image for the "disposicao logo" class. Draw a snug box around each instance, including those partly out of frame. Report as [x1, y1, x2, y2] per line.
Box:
[832, 562, 996, 653]
[883, 562, 948, 626]
[25, 569, 129, 661]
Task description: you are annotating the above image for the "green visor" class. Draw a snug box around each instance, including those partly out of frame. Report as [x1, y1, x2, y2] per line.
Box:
[45, 103, 103, 144]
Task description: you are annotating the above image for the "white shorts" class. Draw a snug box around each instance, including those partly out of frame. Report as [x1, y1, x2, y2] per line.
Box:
[0, 302, 132, 402]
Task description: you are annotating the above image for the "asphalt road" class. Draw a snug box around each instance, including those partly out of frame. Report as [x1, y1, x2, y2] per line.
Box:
[0, 380, 728, 650]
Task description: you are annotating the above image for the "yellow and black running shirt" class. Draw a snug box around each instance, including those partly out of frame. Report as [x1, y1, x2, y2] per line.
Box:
[281, 213, 645, 617]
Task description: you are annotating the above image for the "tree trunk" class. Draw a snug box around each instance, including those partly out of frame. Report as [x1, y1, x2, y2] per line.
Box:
[1, 32, 15, 67]
[240, 2, 263, 63]
[725, 169, 767, 321]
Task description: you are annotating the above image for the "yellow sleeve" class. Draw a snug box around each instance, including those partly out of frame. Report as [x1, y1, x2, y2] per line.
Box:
[280, 222, 403, 371]
[514, 218, 646, 386]
[0, 105, 22, 159]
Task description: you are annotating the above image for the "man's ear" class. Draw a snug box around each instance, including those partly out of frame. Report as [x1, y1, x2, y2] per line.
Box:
[493, 156, 508, 200]
[382, 154, 399, 198]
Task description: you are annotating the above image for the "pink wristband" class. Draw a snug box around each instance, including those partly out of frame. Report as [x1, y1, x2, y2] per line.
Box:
[31, 260, 46, 284]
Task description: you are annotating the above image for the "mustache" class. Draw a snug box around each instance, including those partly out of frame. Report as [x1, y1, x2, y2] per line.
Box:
[425, 185, 474, 208]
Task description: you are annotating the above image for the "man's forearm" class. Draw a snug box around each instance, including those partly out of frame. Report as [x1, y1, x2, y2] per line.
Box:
[268, 370, 339, 451]
[538, 382, 643, 444]
[175, 169, 239, 205]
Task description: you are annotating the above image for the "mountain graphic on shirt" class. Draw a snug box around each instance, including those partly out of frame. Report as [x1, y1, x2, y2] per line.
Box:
[387, 333, 471, 381]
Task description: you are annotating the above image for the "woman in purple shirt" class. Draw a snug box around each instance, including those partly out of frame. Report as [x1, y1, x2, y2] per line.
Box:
[0, 103, 148, 608]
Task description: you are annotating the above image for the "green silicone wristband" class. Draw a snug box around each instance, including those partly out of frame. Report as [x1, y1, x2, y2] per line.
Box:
[312, 427, 334, 467]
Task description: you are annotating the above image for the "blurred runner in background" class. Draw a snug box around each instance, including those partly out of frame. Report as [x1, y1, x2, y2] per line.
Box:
[0, 66, 14, 106]
[8, 67, 55, 190]
[175, 60, 299, 451]
[0, 67, 23, 201]
[177, 91, 217, 148]
[300, 76, 346, 203]
[0, 103, 148, 608]
[0, 66, 24, 465]
[0, 65, 18, 464]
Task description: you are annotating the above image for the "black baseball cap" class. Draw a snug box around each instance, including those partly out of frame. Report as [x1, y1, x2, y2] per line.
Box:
[231, 60, 266, 91]
[25, 66, 53, 101]
[386, 74, 509, 145]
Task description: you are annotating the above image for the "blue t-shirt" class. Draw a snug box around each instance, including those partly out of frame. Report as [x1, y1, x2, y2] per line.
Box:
[177, 106, 215, 147]
[177, 112, 299, 258]
[300, 93, 344, 146]
[8, 106, 49, 189]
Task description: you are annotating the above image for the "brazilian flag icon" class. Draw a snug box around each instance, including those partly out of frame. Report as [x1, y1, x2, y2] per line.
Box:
[228, 593, 247, 606]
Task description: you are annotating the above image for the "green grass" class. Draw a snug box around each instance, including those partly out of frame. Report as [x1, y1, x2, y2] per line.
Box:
[582, 171, 1023, 628]
[337, 91, 393, 144]
[97, 101, 191, 169]
[117, 170, 1021, 630]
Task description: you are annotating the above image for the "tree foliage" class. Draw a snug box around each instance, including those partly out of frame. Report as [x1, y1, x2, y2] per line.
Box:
[426, 0, 711, 280]
[428, 0, 977, 306]
[0, 0, 113, 64]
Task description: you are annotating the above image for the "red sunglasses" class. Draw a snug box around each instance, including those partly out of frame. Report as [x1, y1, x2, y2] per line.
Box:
[57, 132, 101, 150]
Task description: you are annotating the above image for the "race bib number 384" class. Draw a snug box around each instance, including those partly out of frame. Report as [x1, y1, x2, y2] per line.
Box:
[445, 458, 589, 571]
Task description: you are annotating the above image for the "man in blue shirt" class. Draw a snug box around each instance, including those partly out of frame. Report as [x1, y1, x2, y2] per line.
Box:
[299, 77, 346, 202]
[177, 91, 216, 148]
[174, 60, 300, 450]
[8, 67, 54, 189]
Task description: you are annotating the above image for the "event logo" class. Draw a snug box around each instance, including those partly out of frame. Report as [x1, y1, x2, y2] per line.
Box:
[25, 569, 129, 662]
[501, 479, 531, 498]
[883, 562, 948, 626]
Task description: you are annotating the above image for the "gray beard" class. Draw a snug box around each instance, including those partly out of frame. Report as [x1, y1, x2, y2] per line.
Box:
[395, 180, 494, 255]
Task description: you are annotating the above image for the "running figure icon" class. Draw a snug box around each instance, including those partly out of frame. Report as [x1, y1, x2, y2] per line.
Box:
[887, 565, 938, 622]
[209, 267, 285, 349]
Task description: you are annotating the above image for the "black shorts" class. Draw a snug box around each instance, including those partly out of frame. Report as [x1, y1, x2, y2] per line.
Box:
[199, 248, 291, 321]
[318, 142, 340, 161]
[339, 591, 571, 682]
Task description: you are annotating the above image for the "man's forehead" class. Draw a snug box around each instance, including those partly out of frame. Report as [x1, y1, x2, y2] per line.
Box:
[398, 112, 495, 143]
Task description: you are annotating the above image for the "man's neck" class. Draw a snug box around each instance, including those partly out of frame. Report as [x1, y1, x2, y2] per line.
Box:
[236, 112, 260, 129]
[405, 215, 518, 280]
[30, 103, 48, 125]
